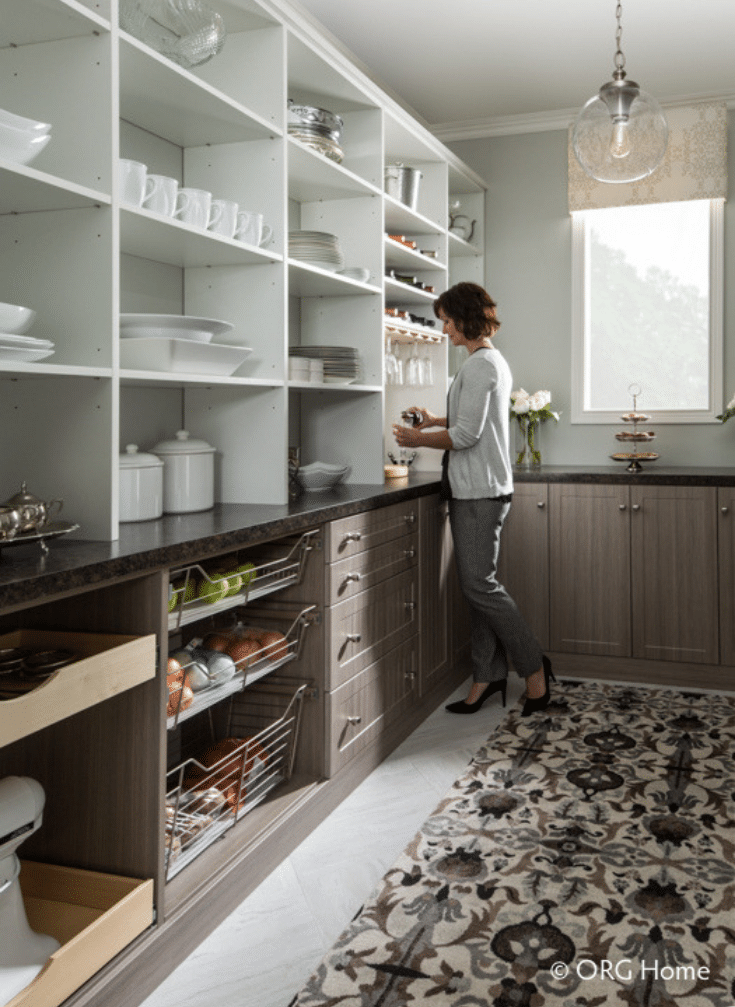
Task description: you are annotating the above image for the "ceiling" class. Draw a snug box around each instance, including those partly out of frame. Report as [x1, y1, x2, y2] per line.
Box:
[291, 0, 735, 138]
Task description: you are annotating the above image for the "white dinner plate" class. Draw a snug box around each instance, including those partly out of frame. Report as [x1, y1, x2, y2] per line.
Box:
[120, 314, 234, 344]
[0, 345, 55, 363]
[120, 337, 252, 376]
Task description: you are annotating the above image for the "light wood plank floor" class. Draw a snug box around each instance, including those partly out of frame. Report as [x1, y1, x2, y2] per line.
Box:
[139, 674, 526, 1007]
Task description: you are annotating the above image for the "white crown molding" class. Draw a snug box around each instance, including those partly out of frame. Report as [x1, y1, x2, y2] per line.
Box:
[432, 92, 735, 142]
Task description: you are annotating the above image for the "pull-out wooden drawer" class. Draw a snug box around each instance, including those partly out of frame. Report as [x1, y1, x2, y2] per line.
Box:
[327, 499, 418, 562]
[328, 530, 418, 603]
[327, 637, 418, 776]
[326, 568, 417, 689]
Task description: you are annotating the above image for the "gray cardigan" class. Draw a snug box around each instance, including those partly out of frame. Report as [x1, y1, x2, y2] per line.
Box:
[446, 346, 514, 499]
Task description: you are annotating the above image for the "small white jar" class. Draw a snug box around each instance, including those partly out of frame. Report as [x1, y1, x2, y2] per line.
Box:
[119, 444, 164, 522]
[152, 430, 216, 513]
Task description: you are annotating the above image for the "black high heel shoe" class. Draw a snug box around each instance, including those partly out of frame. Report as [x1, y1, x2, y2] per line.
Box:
[446, 679, 507, 714]
[521, 655, 556, 717]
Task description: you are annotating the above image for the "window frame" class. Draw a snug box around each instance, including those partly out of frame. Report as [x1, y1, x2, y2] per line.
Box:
[570, 198, 724, 424]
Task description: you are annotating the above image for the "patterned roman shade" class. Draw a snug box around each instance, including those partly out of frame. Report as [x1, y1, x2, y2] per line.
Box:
[568, 100, 728, 212]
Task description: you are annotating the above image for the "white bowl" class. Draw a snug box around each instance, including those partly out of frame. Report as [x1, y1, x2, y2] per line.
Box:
[0, 108, 51, 134]
[119, 313, 233, 344]
[0, 303, 36, 334]
[295, 462, 350, 491]
[0, 129, 51, 166]
[120, 337, 252, 376]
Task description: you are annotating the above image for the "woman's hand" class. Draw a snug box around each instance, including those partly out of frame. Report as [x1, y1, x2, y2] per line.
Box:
[392, 423, 422, 448]
[405, 408, 444, 429]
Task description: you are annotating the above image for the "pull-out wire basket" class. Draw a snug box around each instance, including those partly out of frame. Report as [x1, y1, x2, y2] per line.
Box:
[165, 678, 308, 879]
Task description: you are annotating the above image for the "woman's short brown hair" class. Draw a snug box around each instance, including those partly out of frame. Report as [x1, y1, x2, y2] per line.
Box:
[433, 282, 501, 341]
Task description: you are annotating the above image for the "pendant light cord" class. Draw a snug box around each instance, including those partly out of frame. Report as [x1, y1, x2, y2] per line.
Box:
[613, 1, 626, 74]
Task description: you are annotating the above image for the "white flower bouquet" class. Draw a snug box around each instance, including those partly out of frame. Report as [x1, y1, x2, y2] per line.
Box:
[509, 388, 560, 465]
[716, 393, 735, 424]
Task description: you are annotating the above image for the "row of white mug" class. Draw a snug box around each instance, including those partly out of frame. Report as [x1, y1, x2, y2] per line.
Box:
[118, 158, 273, 247]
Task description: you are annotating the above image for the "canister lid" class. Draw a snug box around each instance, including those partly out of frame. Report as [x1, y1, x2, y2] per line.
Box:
[120, 444, 164, 469]
[152, 430, 216, 455]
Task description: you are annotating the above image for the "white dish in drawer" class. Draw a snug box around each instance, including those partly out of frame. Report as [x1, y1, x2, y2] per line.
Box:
[120, 337, 253, 376]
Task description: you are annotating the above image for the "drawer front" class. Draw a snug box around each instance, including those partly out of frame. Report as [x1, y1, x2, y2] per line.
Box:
[327, 637, 418, 776]
[327, 499, 418, 562]
[327, 569, 418, 689]
[328, 530, 419, 603]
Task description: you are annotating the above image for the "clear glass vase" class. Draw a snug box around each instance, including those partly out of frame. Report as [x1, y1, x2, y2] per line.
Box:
[515, 418, 542, 467]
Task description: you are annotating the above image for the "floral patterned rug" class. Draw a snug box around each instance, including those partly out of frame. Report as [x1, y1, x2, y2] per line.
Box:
[289, 680, 735, 1007]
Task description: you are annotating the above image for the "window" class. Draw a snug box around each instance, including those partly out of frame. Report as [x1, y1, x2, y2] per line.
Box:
[571, 199, 723, 422]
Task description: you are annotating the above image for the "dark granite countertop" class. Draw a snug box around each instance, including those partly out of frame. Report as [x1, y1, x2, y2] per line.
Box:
[513, 464, 735, 485]
[0, 474, 441, 611]
[2, 464, 734, 612]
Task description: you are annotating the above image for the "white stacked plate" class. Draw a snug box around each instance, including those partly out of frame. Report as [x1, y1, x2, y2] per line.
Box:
[289, 231, 344, 272]
[289, 345, 360, 383]
[0, 333, 55, 363]
[119, 314, 251, 376]
[288, 124, 343, 164]
[120, 314, 234, 343]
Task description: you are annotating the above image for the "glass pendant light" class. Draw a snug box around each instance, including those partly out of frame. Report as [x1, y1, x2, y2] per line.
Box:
[572, 1, 667, 183]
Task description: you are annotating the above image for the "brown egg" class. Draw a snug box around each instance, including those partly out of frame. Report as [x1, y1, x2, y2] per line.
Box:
[260, 630, 288, 662]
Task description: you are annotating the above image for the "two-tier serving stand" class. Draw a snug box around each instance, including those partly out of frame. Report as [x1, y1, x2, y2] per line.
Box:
[610, 384, 659, 473]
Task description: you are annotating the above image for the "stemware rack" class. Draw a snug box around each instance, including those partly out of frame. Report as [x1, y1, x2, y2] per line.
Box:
[165, 677, 309, 879]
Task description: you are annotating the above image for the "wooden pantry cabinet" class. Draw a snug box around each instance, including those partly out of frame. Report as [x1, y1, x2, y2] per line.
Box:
[0, 0, 484, 541]
[500, 478, 730, 687]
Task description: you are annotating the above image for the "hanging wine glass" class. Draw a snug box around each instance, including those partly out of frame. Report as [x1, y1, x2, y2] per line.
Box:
[384, 336, 399, 385]
[420, 343, 433, 386]
[406, 342, 421, 386]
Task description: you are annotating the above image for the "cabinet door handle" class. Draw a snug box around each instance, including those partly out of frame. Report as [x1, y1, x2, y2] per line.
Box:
[405, 671, 417, 682]
[619, 504, 627, 511]
[345, 633, 362, 643]
[722, 506, 730, 515]
[404, 513, 417, 525]
[347, 715, 362, 725]
[405, 600, 417, 612]
[403, 548, 416, 559]
[537, 501, 545, 509]
[344, 573, 361, 583]
[632, 504, 641, 512]
[344, 531, 362, 542]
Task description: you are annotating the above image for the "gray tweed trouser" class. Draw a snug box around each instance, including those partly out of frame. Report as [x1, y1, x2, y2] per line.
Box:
[449, 497, 544, 684]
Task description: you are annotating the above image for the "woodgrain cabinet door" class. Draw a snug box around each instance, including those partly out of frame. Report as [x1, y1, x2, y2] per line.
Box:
[418, 494, 450, 694]
[719, 487, 735, 667]
[497, 482, 549, 649]
[550, 484, 631, 656]
[630, 485, 718, 664]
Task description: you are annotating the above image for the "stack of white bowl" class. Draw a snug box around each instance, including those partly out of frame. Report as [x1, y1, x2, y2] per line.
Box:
[0, 304, 54, 363]
[0, 108, 52, 166]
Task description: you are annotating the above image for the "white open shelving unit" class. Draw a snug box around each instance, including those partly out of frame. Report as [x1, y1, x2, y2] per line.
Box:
[0, 0, 485, 540]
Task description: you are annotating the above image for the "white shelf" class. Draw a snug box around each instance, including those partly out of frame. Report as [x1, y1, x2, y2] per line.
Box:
[288, 138, 380, 202]
[384, 277, 438, 306]
[448, 231, 482, 258]
[288, 260, 381, 297]
[119, 371, 282, 389]
[120, 207, 283, 269]
[0, 0, 110, 46]
[383, 194, 444, 236]
[119, 34, 280, 147]
[0, 160, 110, 214]
[384, 237, 446, 273]
[288, 381, 382, 392]
[0, 363, 112, 379]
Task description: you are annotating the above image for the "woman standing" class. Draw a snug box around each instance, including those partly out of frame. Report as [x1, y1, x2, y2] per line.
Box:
[392, 282, 553, 717]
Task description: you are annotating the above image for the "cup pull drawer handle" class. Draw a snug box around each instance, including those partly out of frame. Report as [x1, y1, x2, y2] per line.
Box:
[404, 513, 417, 524]
[344, 573, 361, 583]
[619, 504, 627, 511]
[347, 715, 362, 725]
[343, 531, 362, 542]
[405, 672, 417, 681]
[404, 548, 416, 559]
[405, 601, 416, 611]
[346, 633, 362, 642]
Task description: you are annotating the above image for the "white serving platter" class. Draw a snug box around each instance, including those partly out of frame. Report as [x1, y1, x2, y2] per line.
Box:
[119, 337, 252, 376]
[119, 313, 234, 344]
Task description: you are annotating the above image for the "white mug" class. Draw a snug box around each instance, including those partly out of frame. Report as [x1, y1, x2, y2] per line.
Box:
[119, 158, 149, 206]
[208, 199, 239, 238]
[174, 188, 222, 230]
[142, 174, 179, 216]
[236, 210, 273, 247]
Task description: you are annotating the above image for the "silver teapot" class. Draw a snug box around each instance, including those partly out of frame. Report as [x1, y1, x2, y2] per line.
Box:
[3, 482, 63, 534]
[0, 505, 23, 541]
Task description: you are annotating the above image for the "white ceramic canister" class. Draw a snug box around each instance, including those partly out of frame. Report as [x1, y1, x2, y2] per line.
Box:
[152, 430, 216, 513]
[119, 444, 164, 522]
